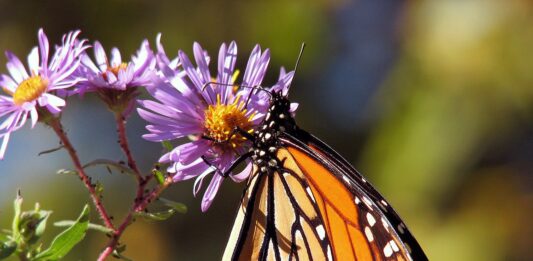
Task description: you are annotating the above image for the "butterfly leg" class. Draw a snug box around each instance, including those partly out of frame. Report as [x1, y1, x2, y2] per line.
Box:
[201, 151, 253, 178]
[228, 127, 255, 142]
[201, 127, 254, 144]
[220, 151, 254, 178]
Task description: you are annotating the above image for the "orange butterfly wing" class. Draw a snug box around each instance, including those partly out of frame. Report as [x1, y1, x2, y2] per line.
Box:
[223, 129, 427, 261]
[285, 146, 410, 260]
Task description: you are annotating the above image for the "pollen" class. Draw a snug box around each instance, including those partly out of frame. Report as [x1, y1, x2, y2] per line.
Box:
[12, 76, 48, 105]
[204, 95, 255, 148]
[109, 63, 128, 76]
[103, 63, 128, 80]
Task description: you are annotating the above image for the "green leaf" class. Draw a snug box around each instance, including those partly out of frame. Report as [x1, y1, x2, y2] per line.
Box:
[134, 209, 178, 221]
[34, 205, 90, 261]
[38, 145, 64, 156]
[161, 141, 173, 151]
[54, 221, 113, 234]
[158, 198, 187, 214]
[0, 240, 17, 259]
[83, 159, 136, 176]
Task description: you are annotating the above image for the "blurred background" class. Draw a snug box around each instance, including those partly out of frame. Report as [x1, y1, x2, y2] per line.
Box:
[1, 0, 532, 260]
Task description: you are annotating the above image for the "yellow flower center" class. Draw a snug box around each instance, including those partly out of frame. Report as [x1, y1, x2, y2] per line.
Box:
[103, 63, 128, 80]
[12, 76, 48, 105]
[204, 95, 255, 148]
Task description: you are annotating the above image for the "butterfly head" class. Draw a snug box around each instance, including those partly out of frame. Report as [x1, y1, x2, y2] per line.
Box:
[251, 90, 295, 161]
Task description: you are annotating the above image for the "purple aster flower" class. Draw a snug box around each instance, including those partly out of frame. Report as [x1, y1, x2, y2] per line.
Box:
[75, 39, 155, 114]
[0, 29, 87, 159]
[139, 41, 282, 211]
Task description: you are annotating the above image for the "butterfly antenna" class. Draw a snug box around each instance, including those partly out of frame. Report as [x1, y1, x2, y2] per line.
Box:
[201, 82, 272, 97]
[286, 42, 306, 91]
[294, 43, 306, 75]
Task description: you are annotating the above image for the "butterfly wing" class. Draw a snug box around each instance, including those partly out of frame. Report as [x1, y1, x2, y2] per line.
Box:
[223, 155, 331, 260]
[223, 129, 427, 261]
[282, 129, 428, 260]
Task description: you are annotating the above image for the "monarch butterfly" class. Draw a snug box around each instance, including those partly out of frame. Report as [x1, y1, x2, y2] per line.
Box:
[219, 48, 427, 261]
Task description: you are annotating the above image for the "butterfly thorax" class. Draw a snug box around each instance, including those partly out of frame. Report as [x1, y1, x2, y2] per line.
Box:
[250, 92, 295, 174]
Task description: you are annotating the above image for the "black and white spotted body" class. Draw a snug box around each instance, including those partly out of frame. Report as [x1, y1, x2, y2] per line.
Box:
[250, 91, 296, 175]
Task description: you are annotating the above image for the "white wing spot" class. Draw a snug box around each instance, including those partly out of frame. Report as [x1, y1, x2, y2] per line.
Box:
[378, 201, 387, 212]
[268, 159, 277, 167]
[362, 196, 373, 210]
[366, 212, 376, 227]
[390, 240, 400, 252]
[362, 177, 367, 183]
[316, 225, 326, 240]
[383, 242, 393, 257]
[381, 217, 390, 232]
[342, 175, 350, 184]
[355, 197, 361, 204]
[381, 199, 388, 206]
[326, 245, 333, 261]
[397, 223, 405, 234]
[264, 133, 272, 140]
[283, 172, 290, 177]
[294, 229, 303, 243]
[364, 226, 374, 242]
[306, 187, 316, 203]
[405, 242, 412, 253]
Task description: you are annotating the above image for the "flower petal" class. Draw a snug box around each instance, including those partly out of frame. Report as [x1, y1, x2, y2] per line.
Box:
[5, 51, 29, 83]
[178, 50, 213, 104]
[170, 157, 210, 182]
[193, 166, 216, 196]
[200, 173, 223, 212]
[230, 161, 253, 182]
[0, 74, 17, 93]
[193, 42, 211, 85]
[38, 28, 49, 74]
[27, 47, 40, 75]
[0, 132, 11, 160]
[175, 140, 211, 165]
[110, 47, 122, 67]
[30, 107, 38, 127]
[217, 41, 238, 103]
[93, 41, 108, 71]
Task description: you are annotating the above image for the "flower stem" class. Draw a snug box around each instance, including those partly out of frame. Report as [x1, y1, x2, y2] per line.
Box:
[97, 177, 172, 261]
[48, 118, 116, 231]
[114, 113, 143, 182]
